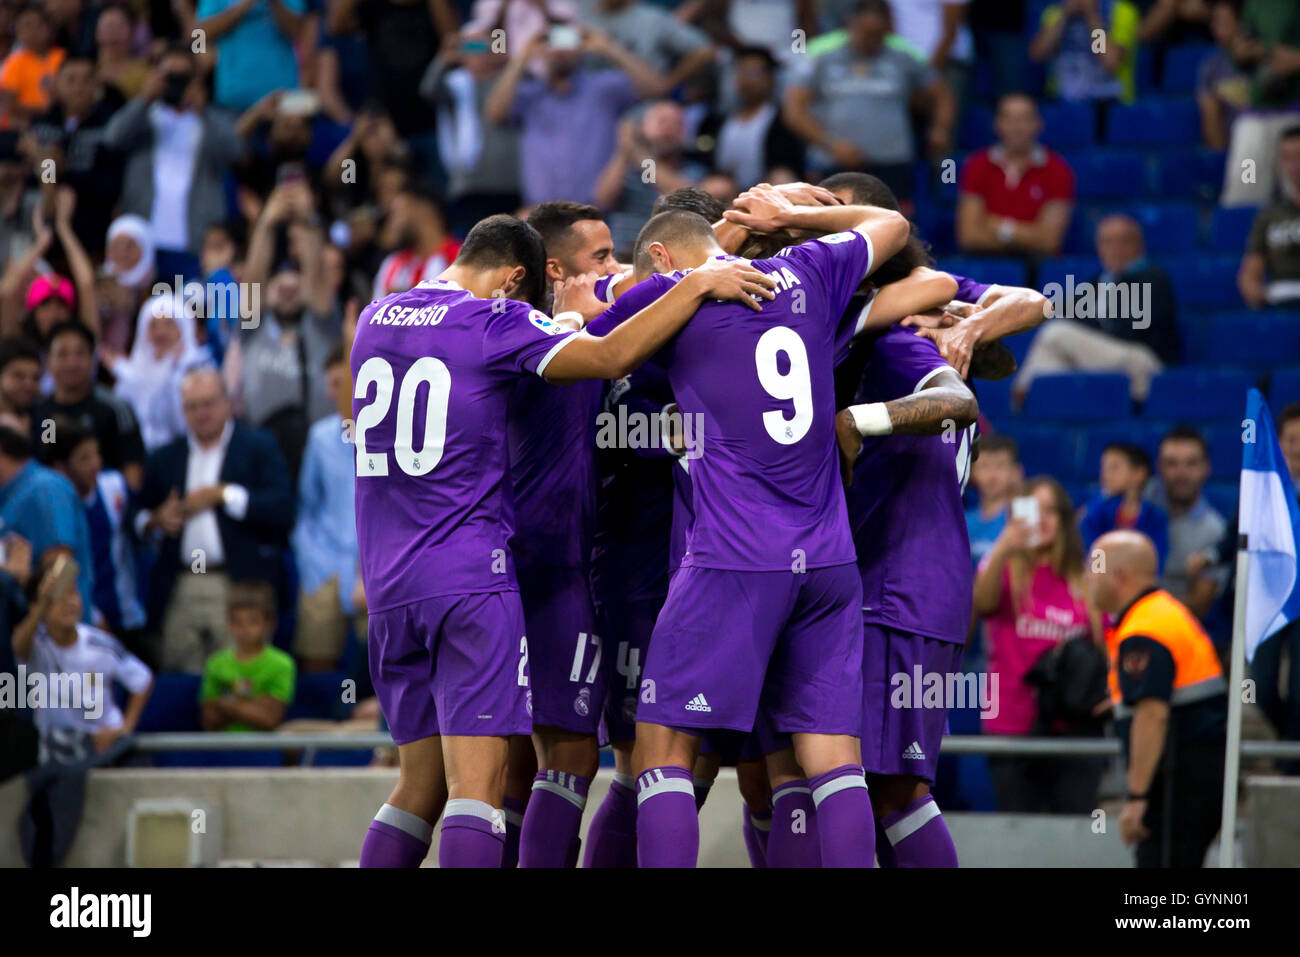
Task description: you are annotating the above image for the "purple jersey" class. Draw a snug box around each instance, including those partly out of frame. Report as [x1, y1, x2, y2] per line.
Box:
[661, 231, 875, 571]
[351, 279, 578, 613]
[508, 377, 601, 568]
[845, 326, 975, 642]
[948, 272, 994, 305]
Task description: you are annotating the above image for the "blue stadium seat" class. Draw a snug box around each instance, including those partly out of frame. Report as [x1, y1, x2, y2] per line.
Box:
[1203, 426, 1246, 483]
[1128, 203, 1202, 253]
[1001, 329, 1037, 367]
[940, 256, 1028, 289]
[1023, 372, 1132, 421]
[1208, 206, 1256, 251]
[1040, 101, 1096, 150]
[1176, 310, 1218, 363]
[1106, 98, 1199, 147]
[1068, 150, 1148, 201]
[1271, 367, 1300, 412]
[958, 103, 995, 151]
[285, 672, 353, 722]
[1143, 368, 1256, 422]
[1209, 311, 1300, 366]
[1161, 44, 1216, 94]
[136, 673, 202, 733]
[1077, 421, 1166, 484]
[974, 377, 1013, 424]
[1153, 149, 1225, 202]
[916, 205, 957, 256]
[999, 424, 1080, 479]
[1037, 256, 1100, 295]
[1163, 254, 1242, 310]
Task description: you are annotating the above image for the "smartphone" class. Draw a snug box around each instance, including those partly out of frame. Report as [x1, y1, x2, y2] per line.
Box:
[1011, 496, 1041, 547]
[461, 36, 489, 54]
[548, 23, 581, 50]
[276, 161, 306, 186]
[278, 89, 321, 117]
[48, 554, 80, 603]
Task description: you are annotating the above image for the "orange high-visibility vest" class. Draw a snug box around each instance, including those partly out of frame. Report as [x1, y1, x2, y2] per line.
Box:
[1106, 589, 1225, 719]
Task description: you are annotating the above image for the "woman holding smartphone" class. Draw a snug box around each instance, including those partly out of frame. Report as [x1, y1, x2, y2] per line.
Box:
[972, 475, 1104, 813]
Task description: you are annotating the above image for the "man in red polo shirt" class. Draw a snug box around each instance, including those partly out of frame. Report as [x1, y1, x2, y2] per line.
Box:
[956, 93, 1075, 256]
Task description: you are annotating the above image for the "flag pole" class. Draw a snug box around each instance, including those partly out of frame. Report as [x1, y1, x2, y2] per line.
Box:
[1219, 536, 1249, 868]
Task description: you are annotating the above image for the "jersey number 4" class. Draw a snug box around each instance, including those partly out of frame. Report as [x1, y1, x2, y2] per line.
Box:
[353, 356, 450, 477]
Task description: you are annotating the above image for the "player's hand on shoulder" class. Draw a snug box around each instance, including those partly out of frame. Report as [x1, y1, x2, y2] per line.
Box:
[552, 273, 606, 325]
[686, 258, 777, 311]
[722, 183, 796, 234]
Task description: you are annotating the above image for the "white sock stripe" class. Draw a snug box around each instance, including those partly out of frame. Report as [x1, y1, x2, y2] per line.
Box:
[748, 812, 772, 832]
[532, 778, 588, 809]
[503, 808, 525, 827]
[635, 774, 695, 806]
[374, 803, 433, 844]
[772, 784, 811, 800]
[884, 799, 942, 846]
[811, 772, 867, 808]
[443, 798, 502, 828]
[613, 772, 635, 789]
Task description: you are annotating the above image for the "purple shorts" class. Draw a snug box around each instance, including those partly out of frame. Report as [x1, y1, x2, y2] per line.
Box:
[517, 563, 603, 735]
[368, 590, 531, 744]
[860, 623, 964, 781]
[594, 594, 663, 744]
[638, 564, 863, 737]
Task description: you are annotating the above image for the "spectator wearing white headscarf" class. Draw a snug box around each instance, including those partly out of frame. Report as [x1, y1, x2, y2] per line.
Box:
[108, 293, 211, 451]
[99, 214, 156, 355]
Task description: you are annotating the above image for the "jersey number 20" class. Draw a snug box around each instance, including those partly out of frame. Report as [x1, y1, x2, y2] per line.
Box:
[353, 356, 450, 477]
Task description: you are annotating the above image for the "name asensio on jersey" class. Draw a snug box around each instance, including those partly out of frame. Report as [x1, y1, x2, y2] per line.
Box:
[368, 302, 450, 327]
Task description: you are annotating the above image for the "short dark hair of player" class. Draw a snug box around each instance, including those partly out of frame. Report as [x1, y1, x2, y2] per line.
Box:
[652, 187, 726, 225]
[228, 580, 277, 623]
[0, 423, 32, 461]
[0, 335, 40, 374]
[525, 200, 605, 251]
[46, 415, 94, 466]
[1104, 441, 1152, 475]
[324, 343, 346, 370]
[47, 320, 95, 354]
[818, 172, 933, 286]
[978, 433, 1019, 462]
[632, 209, 717, 277]
[455, 214, 548, 308]
[1278, 401, 1300, 432]
[1159, 424, 1209, 460]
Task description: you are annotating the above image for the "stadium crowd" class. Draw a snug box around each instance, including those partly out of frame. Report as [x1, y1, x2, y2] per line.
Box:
[0, 0, 1297, 841]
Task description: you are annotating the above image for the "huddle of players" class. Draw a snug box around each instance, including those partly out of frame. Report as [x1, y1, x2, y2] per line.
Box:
[351, 171, 1051, 868]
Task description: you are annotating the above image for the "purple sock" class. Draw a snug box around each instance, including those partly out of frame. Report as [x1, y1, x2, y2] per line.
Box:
[583, 773, 638, 869]
[880, 794, 958, 868]
[635, 766, 699, 868]
[874, 816, 897, 868]
[500, 795, 527, 868]
[766, 780, 820, 867]
[742, 807, 771, 867]
[359, 803, 431, 868]
[809, 765, 874, 868]
[693, 777, 713, 811]
[439, 799, 506, 868]
[519, 770, 589, 868]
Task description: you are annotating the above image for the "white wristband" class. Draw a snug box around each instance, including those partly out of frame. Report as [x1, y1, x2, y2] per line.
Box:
[847, 402, 892, 437]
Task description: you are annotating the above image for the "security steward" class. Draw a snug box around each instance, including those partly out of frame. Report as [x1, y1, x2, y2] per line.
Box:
[1089, 530, 1227, 868]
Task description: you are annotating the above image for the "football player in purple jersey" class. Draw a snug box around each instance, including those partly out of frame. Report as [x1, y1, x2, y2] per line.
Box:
[352, 214, 776, 868]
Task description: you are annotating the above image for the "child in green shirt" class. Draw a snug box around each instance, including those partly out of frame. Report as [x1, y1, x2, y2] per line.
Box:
[199, 581, 295, 732]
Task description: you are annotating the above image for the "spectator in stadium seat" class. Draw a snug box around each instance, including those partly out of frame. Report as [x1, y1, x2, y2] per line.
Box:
[1233, 0, 1300, 111]
[694, 45, 805, 192]
[966, 433, 1023, 567]
[782, 0, 956, 205]
[484, 20, 660, 207]
[973, 475, 1105, 813]
[0, 5, 64, 125]
[1080, 442, 1170, 569]
[135, 367, 294, 674]
[956, 92, 1076, 256]
[1029, 0, 1141, 104]
[1146, 426, 1228, 621]
[0, 420, 94, 620]
[0, 336, 40, 432]
[579, 0, 716, 89]
[886, 0, 975, 108]
[1138, 0, 1212, 45]
[371, 185, 461, 300]
[1196, 0, 1251, 151]
[104, 45, 244, 277]
[94, 5, 148, 101]
[193, 0, 306, 114]
[1238, 124, 1300, 309]
[199, 580, 295, 731]
[32, 320, 145, 490]
[46, 416, 146, 639]
[292, 345, 365, 673]
[1013, 214, 1179, 404]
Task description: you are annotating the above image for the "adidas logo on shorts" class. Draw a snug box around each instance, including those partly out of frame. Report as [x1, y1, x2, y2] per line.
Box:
[684, 693, 712, 713]
[902, 741, 925, 760]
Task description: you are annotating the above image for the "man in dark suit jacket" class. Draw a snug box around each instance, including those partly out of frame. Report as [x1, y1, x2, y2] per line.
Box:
[135, 368, 294, 673]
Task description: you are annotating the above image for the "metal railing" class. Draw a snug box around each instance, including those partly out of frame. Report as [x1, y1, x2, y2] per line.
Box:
[125, 732, 1300, 761]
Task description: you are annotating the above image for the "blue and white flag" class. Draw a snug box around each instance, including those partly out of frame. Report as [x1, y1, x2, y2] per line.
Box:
[1239, 389, 1300, 661]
